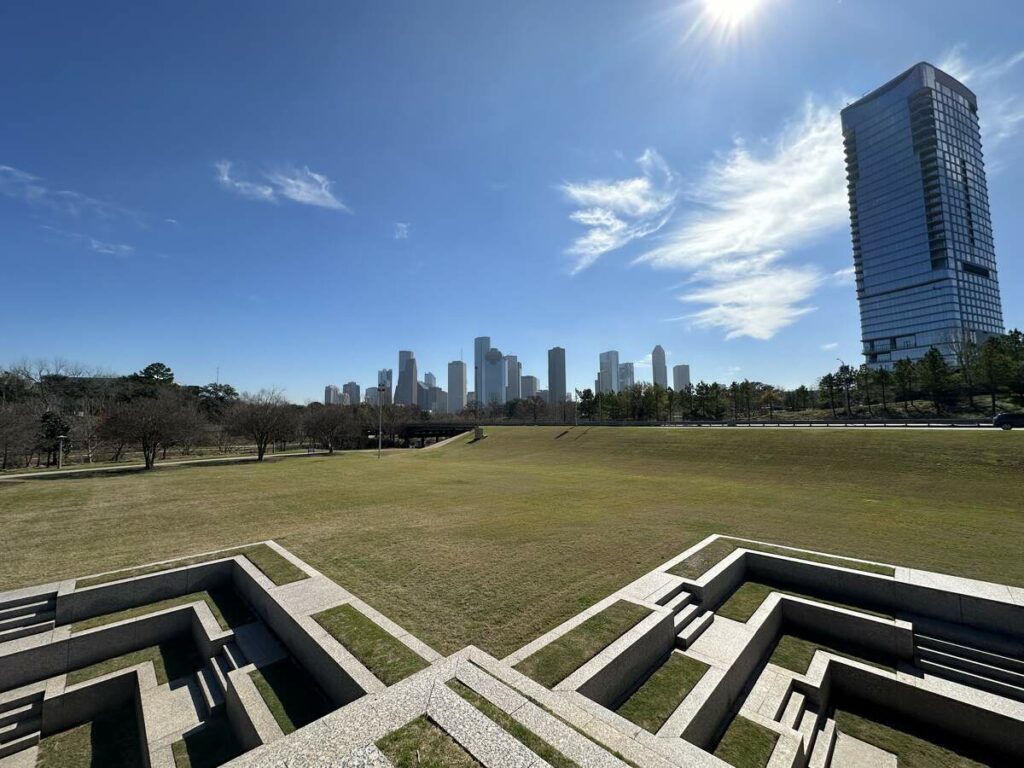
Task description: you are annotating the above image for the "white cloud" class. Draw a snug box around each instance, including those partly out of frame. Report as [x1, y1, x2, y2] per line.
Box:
[821, 342, 838, 351]
[215, 161, 350, 211]
[394, 222, 410, 240]
[636, 98, 848, 340]
[938, 45, 1024, 149]
[561, 148, 677, 274]
[39, 225, 135, 257]
[831, 266, 855, 284]
[0, 164, 132, 219]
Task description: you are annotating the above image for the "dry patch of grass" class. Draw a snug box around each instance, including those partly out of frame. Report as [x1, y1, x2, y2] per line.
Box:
[65, 637, 203, 686]
[376, 715, 481, 767]
[716, 582, 893, 623]
[72, 587, 254, 633]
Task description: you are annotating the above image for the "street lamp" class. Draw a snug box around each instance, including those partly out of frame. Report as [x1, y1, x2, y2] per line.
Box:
[377, 385, 386, 459]
[56, 434, 68, 470]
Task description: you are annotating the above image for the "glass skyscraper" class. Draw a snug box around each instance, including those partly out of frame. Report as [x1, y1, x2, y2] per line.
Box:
[841, 62, 1004, 368]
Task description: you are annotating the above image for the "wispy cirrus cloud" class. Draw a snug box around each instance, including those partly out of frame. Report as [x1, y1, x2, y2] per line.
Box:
[39, 225, 135, 257]
[636, 98, 848, 340]
[0, 164, 135, 220]
[215, 161, 350, 211]
[394, 222, 410, 240]
[939, 45, 1024, 148]
[561, 149, 677, 274]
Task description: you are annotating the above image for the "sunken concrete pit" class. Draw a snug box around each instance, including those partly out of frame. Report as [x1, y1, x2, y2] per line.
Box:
[2, 536, 1023, 767]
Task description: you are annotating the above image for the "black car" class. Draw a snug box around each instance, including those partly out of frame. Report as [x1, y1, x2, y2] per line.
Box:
[994, 413, 1024, 430]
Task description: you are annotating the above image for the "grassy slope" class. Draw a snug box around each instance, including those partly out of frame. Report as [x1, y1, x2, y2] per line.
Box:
[313, 604, 429, 685]
[36, 700, 144, 768]
[616, 652, 709, 732]
[1, 427, 1022, 657]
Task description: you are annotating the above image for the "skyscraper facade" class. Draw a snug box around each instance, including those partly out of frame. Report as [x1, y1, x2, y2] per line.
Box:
[617, 362, 635, 390]
[547, 347, 566, 406]
[652, 345, 668, 388]
[482, 347, 507, 404]
[377, 369, 393, 406]
[672, 364, 691, 392]
[841, 62, 1004, 367]
[424, 372, 436, 389]
[504, 355, 521, 401]
[521, 375, 539, 399]
[395, 351, 418, 406]
[474, 336, 490, 405]
[598, 351, 619, 394]
[342, 382, 360, 406]
[324, 384, 340, 405]
[448, 360, 467, 413]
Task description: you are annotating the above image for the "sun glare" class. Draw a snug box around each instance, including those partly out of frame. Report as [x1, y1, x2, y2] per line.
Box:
[701, 0, 764, 29]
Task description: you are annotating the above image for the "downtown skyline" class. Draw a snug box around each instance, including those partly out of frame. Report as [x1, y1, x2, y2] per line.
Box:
[2, 2, 1022, 404]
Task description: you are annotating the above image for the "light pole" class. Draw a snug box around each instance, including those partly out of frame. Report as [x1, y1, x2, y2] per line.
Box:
[56, 434, 67, 470]
[377, 385, 386, 459]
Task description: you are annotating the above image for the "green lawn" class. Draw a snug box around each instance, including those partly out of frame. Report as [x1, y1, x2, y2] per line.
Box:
[834, 708, 997, 767]
[514, 601, 651, 688]
[615, 652, 709, 732]
[66, 637, 204, 686]
[376, 716, 481, 767]
[36, 699, 145, 768]
[713, 716, 779, 768]
[72, 587, 255, 633]
[716, 581, 893, 623]
[249, 658, 335, 734]
[768, 633, 896, 675]
[313, 604, 429, 685]
[2, 427, 1022, 657]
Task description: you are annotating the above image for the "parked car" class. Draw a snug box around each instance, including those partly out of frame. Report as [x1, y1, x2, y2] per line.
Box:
[993, 412, 1024, 430]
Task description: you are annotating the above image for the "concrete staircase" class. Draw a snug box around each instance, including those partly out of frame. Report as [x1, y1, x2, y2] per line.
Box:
[0, 690, 43, 759]
[660, 589, 714, 650]
[807, 716, 837, 768]
[914, 632, 1024, 702]
[196, 642, 247, 717]
[0, 593, 56, 644]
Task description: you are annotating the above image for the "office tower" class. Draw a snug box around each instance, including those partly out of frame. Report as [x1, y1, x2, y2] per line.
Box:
[652, 345, 668, 388]
[521, 375, 539, 399]
[365, 387, 379, 405]
[504, 355, 521, 401]
[467, 391, 476, 405]
[482, 347, 507, 404]
[324, 385, 340, 405]
[341, 392, 351, 406]
[537, 389, 549, 404]
[598, 351, 620, 394]
[547, 346, 566, 405]
[842, 62, 1004, 367]
[618, 362, 635, 390]
[448, 360, 467, 413]
[673, 364, 691, 392]
[377, 369, 393, 406]
[417, 381, 429, 410]
[424, 372, 436, 389]
[395, 351, 418, 406]
[342, 382, 360, 407]
[427, 386, 446, 413]
[474, 336, 490, 405]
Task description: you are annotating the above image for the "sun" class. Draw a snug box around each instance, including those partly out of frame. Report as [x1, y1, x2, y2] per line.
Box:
[701, 0, 765, 29]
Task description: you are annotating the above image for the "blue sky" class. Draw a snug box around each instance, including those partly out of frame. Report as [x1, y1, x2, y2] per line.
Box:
[2, 0, 1021, 402]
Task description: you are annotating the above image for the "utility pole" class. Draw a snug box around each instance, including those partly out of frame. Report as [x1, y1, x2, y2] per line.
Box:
[377, 385, 386, 459]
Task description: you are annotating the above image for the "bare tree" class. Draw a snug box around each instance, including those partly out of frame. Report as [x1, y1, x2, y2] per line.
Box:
[303, 404, 351, 454]
[106, 390, 194, 469]
[232, 389, 293, 461]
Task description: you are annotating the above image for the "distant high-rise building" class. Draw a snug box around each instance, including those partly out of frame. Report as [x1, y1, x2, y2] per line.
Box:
[618, 362, 635, 390]
[377, 369, 393, 406]
[324, 384, 340, 405]
[467, 391, 476, 405]
[416, 381, 428, 410]
[395, 351, 418, 406]
[598, 351, 619, 394]
[365, 387, 379, 405]
[474, 337, 490, 405]
[343, 382, 360, 406]
[521, 375, 539, 399]
[483, 347, 507, 404]
[504, 355, 521, 401]
[547, 347, 566, 406]
[426, 386, 447, 413]
[424, 372, 436, 389]
[672, 364, 691, 392]
[341, 392, 351, 406]
[842, 62, 1004, 367]
[652, 345, 668, 388]
[537, 389, 549, 404]
[448, 360, 467, 413]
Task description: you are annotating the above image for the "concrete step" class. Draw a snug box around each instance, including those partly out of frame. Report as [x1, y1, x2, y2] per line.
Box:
[0, 592, 55, 613]
[0, 717, 41, 746]
[0, 610, 55, 634]
[0, 702, 40, 730]
[196, 667, 225, 717]
[808, 718, 836, 768]
[917, 657, 1024, 702]
[0, 689, 44, 719]
[223, 642, 246, 670]
[673, 603, 700, 632]
[0, 731, 40, 760]
[0, 600, 54, 623]
[662, 590, 693, 615]
[916, 646, 1024, 688]
[795, 704, 819, 753]
[0, 620, 53, 645]
[676, 611, 714, 650]
[210, 655, 231, 694]
[916, 634, 1024, 676]
[780, 691, 805, 731]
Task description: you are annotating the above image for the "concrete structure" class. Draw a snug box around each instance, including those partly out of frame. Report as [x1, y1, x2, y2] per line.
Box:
[377, 369, 393, 406]
[652, 345, 667, 389]
[482, 347, 507, 405]
[394, 351, 417, 406]
[618, 362, 635, 391]
[473, 336, 490, 407]
[520, 375, 539, 399]
[504, 355, 521, 401]
[673, 364, 691, 392]
[842, 62, 1004, 368]
[323, 385, 340, 406]
[598, 351, 620, 394]
[447, 360, 467, 413]
[4, 537, 1020, 767]
[342, 382, 360, 407]
[547, 346, 566, 406]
